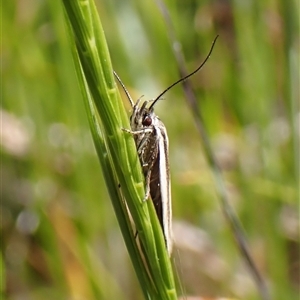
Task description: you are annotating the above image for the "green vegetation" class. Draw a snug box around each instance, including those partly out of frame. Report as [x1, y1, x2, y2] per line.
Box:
[2, 0, 298, 300]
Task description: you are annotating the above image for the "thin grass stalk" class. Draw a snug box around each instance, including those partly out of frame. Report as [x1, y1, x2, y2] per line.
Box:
[155, 1, 270, 300]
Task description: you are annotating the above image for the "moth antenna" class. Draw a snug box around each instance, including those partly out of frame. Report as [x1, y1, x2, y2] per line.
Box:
[149, 35, 219, 110]
[114, 71, 135, 107]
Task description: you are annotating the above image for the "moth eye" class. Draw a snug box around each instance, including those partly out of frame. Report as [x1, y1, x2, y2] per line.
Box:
[142, 115, 152, 126]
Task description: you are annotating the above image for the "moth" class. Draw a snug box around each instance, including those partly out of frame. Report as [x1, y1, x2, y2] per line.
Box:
[114, 36, 218, 255]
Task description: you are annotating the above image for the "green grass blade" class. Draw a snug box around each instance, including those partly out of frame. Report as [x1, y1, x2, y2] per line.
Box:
[61, 0, 177, 298]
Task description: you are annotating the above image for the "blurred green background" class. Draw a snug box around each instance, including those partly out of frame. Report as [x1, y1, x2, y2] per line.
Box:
[2, 0, 299, 299]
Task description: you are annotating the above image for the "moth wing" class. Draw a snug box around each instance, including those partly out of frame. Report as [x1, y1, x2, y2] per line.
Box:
[155, 118, 173, 254]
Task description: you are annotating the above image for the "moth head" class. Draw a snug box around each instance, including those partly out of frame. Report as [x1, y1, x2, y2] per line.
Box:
[142, 113, 153, 126]
[133, 101, 154, 128]
[141, 102, 157, 127]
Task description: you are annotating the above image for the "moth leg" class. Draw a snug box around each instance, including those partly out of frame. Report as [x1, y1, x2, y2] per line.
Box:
[122, 128, 152, 135]
[143, 167, 152, 202]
